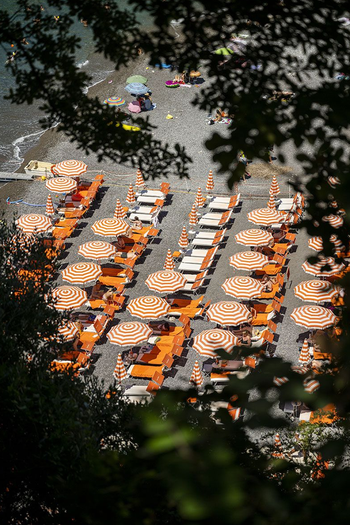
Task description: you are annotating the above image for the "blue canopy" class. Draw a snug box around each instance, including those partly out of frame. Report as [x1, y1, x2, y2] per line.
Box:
[125, 83, 148, 96]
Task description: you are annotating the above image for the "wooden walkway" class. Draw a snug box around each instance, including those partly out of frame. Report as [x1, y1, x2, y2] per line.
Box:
[0, 172, 33, 181]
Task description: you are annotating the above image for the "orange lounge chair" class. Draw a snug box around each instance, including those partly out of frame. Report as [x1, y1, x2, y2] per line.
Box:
[138, 346, 171, 365]
[129, 364, 164, 378]
[98, 268, 134, 287]
[79, 315, 110, 346]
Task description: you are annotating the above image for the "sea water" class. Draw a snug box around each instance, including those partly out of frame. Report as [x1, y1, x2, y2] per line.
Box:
[0, 1, 151, 173]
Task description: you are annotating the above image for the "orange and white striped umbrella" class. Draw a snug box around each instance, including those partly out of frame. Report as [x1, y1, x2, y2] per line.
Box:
[294, 280, 342, 302]
[107, 322, 152, 346]
[302, 256, 344, 277]
[126, 183, 136, 204]
[229, 251, 269, 270]
[308, 235, 345, 252]
[45, 194, 55, 216]
[51, 285, 88, 310]
[193, 329, 240, 358]
[78, 240, 116, 261]
[266, 193, 276, 210]
[269, 175, 280, 196]
[145, 271, 187, 293]
[272, 433, 284, 458]
[299, 339, 312, 365]
[164, 249, 175, 270]
[303, 377, 320, 394]
[189, 203, 199, 226]
[135, 168, 145, 187]
[273, 376, 289, 386]
[57, 321, 80, 342]
[61, 262, 102, 286]
[207, 301, 252, 326]
[247, 207, 285, 226]
[16, 214, 52, 234]
[114, 199, 126, 219]
[46, 176, 77, 194]
[235, 229, 274, 247]
[51, 159, 87, 177]
[206, 170, 214, 192]
[190, 360, 204, 387]
[113, 353, 128, 383]
[91, 218, 130, 237]
[127, 295, 170, 319]
[327, 176, 341, 188]
[194, 187, 205, 208]
[322, 214, 344, 229]
[290, 305, 336, 329]
[222, 277, 265, 299]
[178, 226, 189, 249]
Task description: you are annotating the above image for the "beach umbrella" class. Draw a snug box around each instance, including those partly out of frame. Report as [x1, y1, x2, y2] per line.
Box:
[91, 218, 130, 237]
[272, 434, 285, 458]
[135, 168, 145, 187]
[303, 377, 320, 394]
[126, 74, 147, 84]
[189, 203, 199, 226]
[290, 305, 337, 329]
[104, 96, 126, 106]
[207, 301, 252, 326]
[214, 47, 235, 55]
[16, 214, 52, 234]
[61, 262, 102, 286]
[128, 101, 142, 113]
[193, 329, 240, 358]
[178, 225, 189, 249]
[294, 280, 342, 303]
[57, 321, 80, 342]
[308, 235, 345, 252]
[46, 176, 77, 194]
[190, 360, 204, 387]
[127, 296, 170, 319]
[267, 193, 276, 210]
[299, 339, 312, 365]
[247, 207, 285, 226]
[145, 270, 187, 293]
[235, 229, 274, 247]
[78, 240, 116, 261]
[291, 364, 310, 375]
[114, 199, 126, 219]
[273, 376, 289, 386]
[206, 170, 214, 192]
[322, 214, 344, 229]
[113, 353, 128, 383]
[302, 256, 344, 277]
[125, 82, 148, 95]
[229, 251, 269, 270]
[45, 194, 55, 216]
[269, 176, 280, 196]
[126, 183, 136, 204]
[327, 176, 341, 188]
[107, 322, 152, 346]
[222, 276, 265, 299]
[51, 159, 87, 177]
[194, 187, 205, 208]
[164, 249, 175, 270]
[51, 285, 88, 311]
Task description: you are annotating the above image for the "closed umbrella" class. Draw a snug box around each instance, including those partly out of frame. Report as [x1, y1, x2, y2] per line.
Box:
[145, 270, 187, 293]
[45, 195, 55, 216]
[91, 218, 130, 237]
[51, 159, 87, 177]
[302, 257, 344, 277]
[16, 214, 52, 234]
[61, 262, 102, 286]
[113, 353, 128, 383]
[114, 199, 126, 219]
[267, 193, 276, 210]
[229, 251, 269, 270]
[207, 301, 252, 326]
[269, 176, 280, 196]
[189, 203, 199, 226]
[294, 280, 342, 303]
[126, 183, 136, 204]
[51, 285, 87, 311]
[46, 176, 77, 194]
[127, 296, 170, 319]
[206, 170, 214, 192]
[193, 329, 240, 358]
[126, 75, 147, 84]
[235, 229, 274, 247]
[125, 83, 148, 96]
[104, 96, 126, 107]
[107, 322, 152, 346]
[190, 360, 204, 387]
[290, 305, 336, 329]
[247, 208, 285, 226]
[299, 339, 312, 365]
[178, 225, 189, 249]
[222, 277, 265, 299]
[135, 168, 145, 187]
[194, 187, 205, 208]
[78, 240, 116, 261]
[164, 249, 175, 270]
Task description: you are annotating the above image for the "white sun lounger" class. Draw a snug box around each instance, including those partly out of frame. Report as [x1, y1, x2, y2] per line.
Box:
[180, 270, 208, 283]
[195, 228, 227, 239]
[129, 205, 158, 215]
[129, 211, 158, 223]
[180, 278, 206, 293]
[198, 217, 230, 227]
[122, 385, 153, 404]
[137, 195, 163, 204]
[136, 189, 165, 198]
[184, 247, 218, 258]
[178, 259, 213, 272]
[208, 194, 241, 210]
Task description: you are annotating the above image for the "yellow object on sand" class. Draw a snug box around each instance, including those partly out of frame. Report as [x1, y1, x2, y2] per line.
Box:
[41, 176, 46, 181]
[116, 122, 141, 132]
[166, 114, 174, 119]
